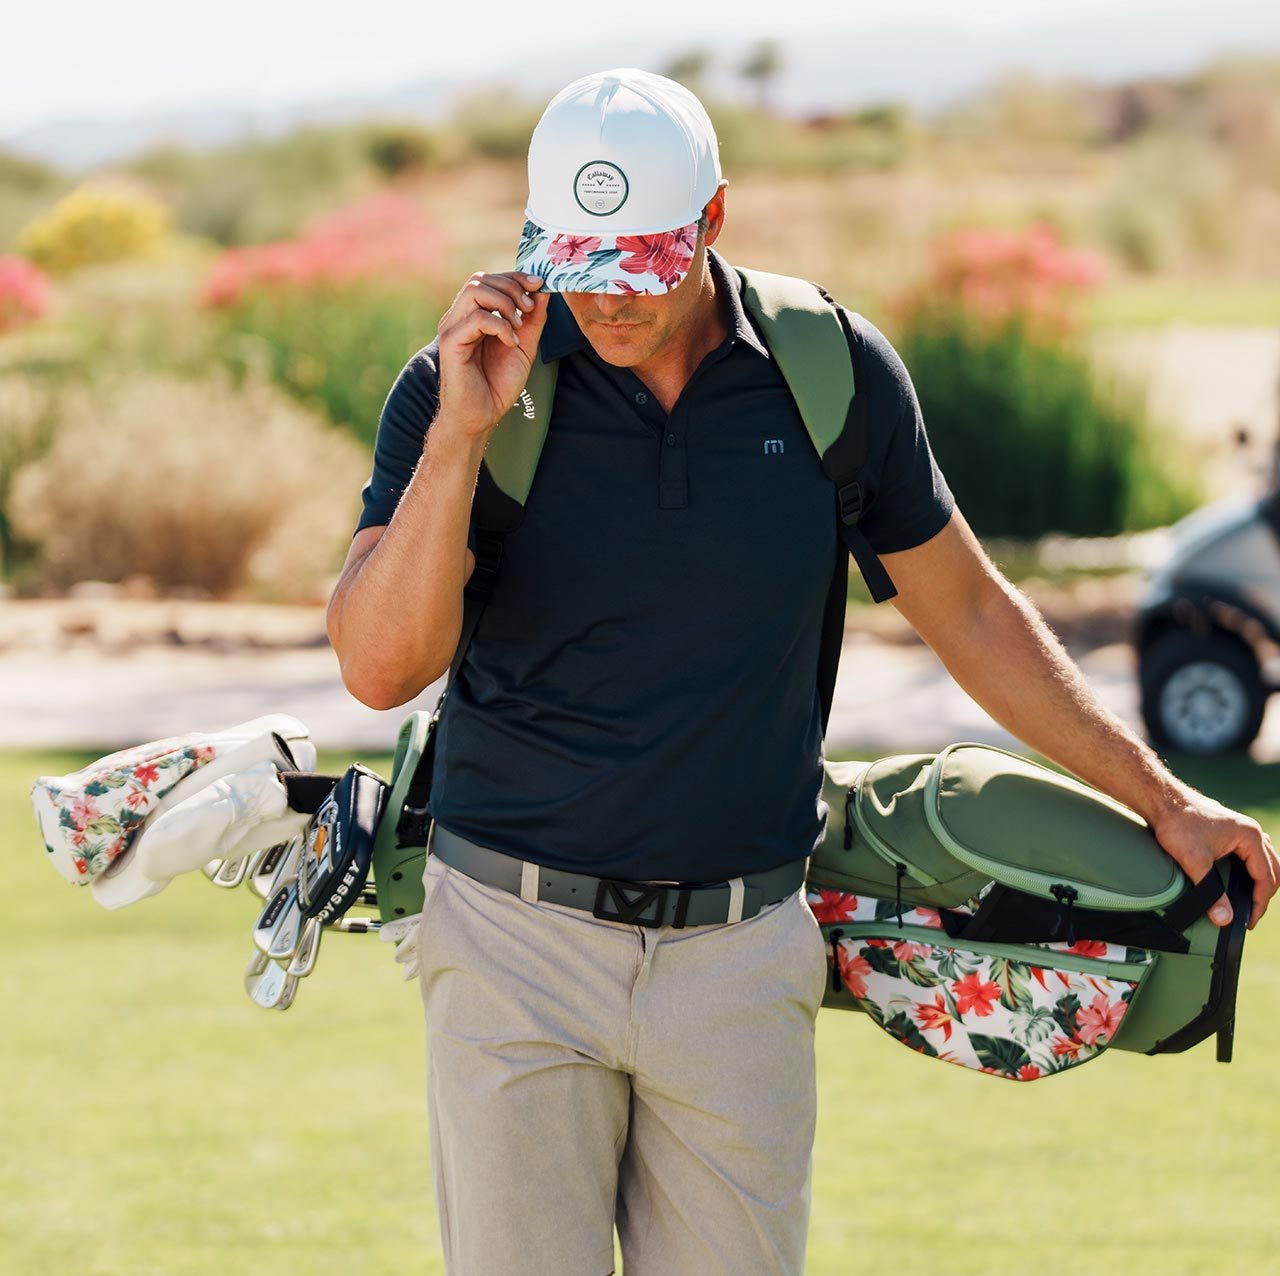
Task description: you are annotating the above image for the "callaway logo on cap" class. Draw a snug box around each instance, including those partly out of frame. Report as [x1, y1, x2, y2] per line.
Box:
[514, 67, 722, 295]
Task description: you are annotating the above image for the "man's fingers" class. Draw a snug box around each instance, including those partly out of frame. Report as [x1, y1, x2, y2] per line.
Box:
[448, 308, 521, 352]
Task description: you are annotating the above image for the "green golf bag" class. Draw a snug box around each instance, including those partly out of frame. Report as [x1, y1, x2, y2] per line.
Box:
[809, 743, 1250, 1079]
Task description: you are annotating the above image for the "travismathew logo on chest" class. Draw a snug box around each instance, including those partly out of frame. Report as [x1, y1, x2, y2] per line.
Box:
[573, 160, 628, 216]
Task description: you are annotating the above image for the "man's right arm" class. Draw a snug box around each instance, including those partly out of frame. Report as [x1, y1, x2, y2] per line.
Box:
[326, 268, 548, 710]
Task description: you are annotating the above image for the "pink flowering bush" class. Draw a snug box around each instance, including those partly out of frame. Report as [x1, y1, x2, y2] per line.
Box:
[894, 222, 1103, 340]
[200, 190, 444, 307]
[890, 223, 1197, 539]
[0, 256, 51, 334]
[202, 191, 450, 448]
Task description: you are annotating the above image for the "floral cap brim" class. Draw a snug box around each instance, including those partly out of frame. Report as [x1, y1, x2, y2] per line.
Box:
[514, 217, 699, 294]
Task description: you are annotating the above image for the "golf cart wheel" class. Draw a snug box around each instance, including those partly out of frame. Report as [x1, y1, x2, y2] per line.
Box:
[1140, 629, 1267, 755]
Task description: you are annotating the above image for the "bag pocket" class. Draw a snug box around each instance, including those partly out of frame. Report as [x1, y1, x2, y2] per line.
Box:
[819, 910, 1155, 1082]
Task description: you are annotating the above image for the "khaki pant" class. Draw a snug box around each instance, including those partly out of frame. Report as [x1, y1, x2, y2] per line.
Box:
[415, 844, 829, 1276]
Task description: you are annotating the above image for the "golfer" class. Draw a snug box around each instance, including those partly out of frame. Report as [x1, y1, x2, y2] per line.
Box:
[327, 68, 1279, 1276]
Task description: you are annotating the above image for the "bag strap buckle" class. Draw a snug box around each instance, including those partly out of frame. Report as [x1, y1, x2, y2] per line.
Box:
[836, 479, 865, 525]
[396, 803, 432, 847]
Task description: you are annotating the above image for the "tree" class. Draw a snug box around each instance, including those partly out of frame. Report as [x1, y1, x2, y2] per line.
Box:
[661, 49, 712, 92]
[739, 39, 783, 113]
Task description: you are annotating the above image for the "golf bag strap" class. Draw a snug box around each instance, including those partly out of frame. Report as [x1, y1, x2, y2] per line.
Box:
[1162, 864, 1232, 932]
[810, 292, 895, 734]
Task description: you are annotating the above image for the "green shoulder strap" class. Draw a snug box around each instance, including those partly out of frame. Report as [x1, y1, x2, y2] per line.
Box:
[483, 350, 560, 507]
[736, 265, 854, 457]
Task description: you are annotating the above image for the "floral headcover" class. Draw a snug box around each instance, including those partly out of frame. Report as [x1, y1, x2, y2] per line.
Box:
[33, 734, 220, 885]
[514, 217, 698, 294]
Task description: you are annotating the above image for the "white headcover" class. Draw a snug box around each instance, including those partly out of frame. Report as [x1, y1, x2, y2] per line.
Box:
[31, 715, 316, 910]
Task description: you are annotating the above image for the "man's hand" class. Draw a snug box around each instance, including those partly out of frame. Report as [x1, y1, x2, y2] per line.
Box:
[436, 269, 549, 438]
[882, 509, 1280, 932]
[1147, 788, 1279, 930]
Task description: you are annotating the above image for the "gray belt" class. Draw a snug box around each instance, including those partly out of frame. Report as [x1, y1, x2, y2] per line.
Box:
[428, 823, 808, 929]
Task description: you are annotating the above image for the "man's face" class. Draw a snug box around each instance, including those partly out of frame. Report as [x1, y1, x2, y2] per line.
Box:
[560, 235, 708, 368]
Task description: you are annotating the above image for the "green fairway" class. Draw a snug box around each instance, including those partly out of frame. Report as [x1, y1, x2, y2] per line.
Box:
[5, 747, 1278, 1275]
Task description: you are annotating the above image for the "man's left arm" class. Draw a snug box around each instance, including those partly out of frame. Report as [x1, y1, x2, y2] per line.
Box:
[884, 507, 1280, 930]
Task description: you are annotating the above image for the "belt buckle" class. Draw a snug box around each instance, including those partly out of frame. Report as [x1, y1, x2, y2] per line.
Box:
[593, 879, 669, 928]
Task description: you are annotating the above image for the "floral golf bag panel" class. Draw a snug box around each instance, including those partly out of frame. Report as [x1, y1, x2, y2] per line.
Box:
[809, 744, 1251, 1080]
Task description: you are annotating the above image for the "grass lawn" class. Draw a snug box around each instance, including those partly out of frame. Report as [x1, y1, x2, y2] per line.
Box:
[4, 746, 1278, 1275]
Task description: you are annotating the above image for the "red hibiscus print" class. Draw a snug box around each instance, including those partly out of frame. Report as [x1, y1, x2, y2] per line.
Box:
[616, 224, 697, 288]
[865, 938, 890, 948]
[1051, 1035, 1086, 1060]
[133, 763, 160, 787]
[547, 234, 602, 265]
[810, 890, 858, 924]
[125, 788, 151, 810]
[912, 907, 943, 930]
[612, 280, 652, 295]
[73, 856, 87, 876]
[892, 939, 932, 962]
[951, 972, 1001, 1017]
[193, 745, 217, 763]
[1067, 939, 1108, 959]
[1017, 1064, 1042, 1080]
[1076, 992, 1128, 1046]
[911, 993, 953, 1041]
[836, 947, 872, 999]
[69, 795, 99, 831]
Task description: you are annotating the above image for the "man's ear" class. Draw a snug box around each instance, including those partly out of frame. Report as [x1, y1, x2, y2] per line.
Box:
[703, 180, 728, 247]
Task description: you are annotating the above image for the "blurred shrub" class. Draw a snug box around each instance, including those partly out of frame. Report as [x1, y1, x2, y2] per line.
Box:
[127, 126, 374, 247]
[1097, 133, 1236, 273]
[448, 90, 544, 159]
[0, 255, 51, 333]
[714, 100, 917, 174]
[17, 180, 172, 275]
[0, 373, 58, 577]
[360, 121, 456, 177]
[215, 284, 445, 450]
[894, 224, 1199, 537]
[9, 369, 368, 598]
[202, 191, 448, 446]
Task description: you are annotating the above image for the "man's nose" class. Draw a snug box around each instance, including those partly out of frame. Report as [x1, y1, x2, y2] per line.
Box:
[594, 294, 631, 318]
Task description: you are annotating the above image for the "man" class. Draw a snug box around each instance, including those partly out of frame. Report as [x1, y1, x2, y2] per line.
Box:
[327, 68, 1278, 1276]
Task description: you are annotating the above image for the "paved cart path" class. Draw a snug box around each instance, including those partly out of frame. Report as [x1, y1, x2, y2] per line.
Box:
[4, 635, 1276, 761]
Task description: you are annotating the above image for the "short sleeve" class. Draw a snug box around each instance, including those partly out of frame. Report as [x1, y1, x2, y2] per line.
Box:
[848, 314, 956, 555]
[354, 340, 442, 535]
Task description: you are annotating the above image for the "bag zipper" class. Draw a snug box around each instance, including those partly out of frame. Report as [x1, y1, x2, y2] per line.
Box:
[922, 743, 1184, 911]
[824, 919, 1155, 982]
[851, 764, 940, 887]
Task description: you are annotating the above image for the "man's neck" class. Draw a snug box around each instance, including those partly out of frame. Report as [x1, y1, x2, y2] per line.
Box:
[629, 255, 730, 413]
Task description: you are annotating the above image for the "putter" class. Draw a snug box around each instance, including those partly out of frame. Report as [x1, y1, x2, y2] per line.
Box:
[287, 917, 322, 978]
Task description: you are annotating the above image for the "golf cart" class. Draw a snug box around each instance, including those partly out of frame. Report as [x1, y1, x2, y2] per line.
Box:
[1136, 481, 1280, 754]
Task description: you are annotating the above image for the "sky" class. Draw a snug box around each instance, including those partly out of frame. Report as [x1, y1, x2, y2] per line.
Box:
[7, 0, 1277, 136]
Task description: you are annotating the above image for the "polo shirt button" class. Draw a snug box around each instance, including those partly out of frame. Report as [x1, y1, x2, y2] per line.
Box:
[665, 432, 677, 446]
[635, 391, 648, 405]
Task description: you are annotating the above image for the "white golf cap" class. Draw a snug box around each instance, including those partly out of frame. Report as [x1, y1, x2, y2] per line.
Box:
[514, 67, 722, 294]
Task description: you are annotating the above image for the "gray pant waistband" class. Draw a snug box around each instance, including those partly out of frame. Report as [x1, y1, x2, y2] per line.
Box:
[427, 823, 808, 929]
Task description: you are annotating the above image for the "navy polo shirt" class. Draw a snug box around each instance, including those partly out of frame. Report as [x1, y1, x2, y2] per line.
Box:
[355, 247, 955, 883]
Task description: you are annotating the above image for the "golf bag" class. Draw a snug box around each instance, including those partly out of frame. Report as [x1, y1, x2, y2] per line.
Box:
[809, 744, 1250, 1079]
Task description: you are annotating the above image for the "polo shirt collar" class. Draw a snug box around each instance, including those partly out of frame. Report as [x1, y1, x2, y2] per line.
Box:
[538, 246, 770, 364]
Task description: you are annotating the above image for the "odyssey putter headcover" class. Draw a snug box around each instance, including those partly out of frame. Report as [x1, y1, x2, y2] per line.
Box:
[31, 715, 317, 910]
